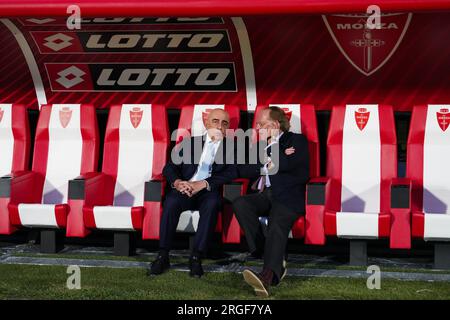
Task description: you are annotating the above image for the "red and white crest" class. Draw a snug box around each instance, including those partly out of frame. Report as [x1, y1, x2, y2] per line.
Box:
[59, 107, 72, 128]
[323, 13, 412, 76]
[0, 108, 3, 123]
[355, 107, 370, 131]
[130, 107, 143, 128]
[282, 108, 293, 121]
[202, 109, 213, 126]
[437, 108, 450, 132]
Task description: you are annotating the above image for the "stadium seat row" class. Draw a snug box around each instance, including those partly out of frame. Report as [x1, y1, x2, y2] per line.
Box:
[0, 103, 449, 267]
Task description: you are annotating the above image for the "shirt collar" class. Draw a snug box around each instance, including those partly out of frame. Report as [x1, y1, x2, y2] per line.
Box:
[205, 133, 221, 145]
[274, 131, 284, 142]
[266, 131, 284, 148]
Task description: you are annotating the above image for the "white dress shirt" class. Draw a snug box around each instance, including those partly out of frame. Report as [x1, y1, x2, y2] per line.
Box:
[259, 132, 284, 189]
[190, 134, 221, 182]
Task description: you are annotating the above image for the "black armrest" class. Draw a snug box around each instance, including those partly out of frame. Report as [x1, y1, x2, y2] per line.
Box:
[391, 184, 410, 209]
[68, 177, 85, 200]
[223, 181, 244, 203]
[0, 175, 12, 198]
[307, 181, 327, 205]
[144, 180, 163, 202]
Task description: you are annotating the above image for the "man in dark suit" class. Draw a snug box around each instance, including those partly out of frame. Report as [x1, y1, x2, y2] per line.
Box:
[150, 109, 237, 278]
[233, 106, 309, 297]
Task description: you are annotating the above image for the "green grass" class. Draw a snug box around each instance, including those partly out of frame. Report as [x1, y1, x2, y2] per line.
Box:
[1, 264, 450, 300]
[11, 252, 450, 275]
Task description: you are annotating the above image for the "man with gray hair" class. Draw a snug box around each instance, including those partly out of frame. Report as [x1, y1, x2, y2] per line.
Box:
[150, 108, 237, 278]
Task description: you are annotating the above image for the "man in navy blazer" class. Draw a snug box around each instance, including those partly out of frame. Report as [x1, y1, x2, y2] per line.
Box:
[233, 106, 309, 297]
[150, 109, 237, 278]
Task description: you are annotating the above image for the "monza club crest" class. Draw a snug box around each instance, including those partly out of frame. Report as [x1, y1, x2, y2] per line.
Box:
[355, 107, 370, 131]
[281, 108, 293, 121]
[59, 107, 72, 128]
[323, 13, 412, 76]
[130, 107, 143, 128]
[437, 108, 450, 132]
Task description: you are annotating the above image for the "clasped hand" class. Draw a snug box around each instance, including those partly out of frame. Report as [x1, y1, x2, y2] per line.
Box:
[174, 179, 207, 197]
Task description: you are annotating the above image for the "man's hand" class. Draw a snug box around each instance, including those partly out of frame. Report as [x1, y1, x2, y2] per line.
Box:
[174, 179, 193, 196]
[285, 147, 295, 156]
[188, 180, 208, 196]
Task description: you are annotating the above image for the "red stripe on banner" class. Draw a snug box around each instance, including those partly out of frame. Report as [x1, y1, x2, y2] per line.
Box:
[2, 1, 450, 17]
[11, 104, 30, 172]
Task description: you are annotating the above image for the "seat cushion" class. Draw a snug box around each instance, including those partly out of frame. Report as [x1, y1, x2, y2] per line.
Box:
[415, 212, 450, 241]
[325, 210, 389, 238]
[83, 206, 143, 231]
[9, 203, 68, 228]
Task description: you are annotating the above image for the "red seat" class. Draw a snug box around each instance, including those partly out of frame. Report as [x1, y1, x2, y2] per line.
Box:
[252, 104, 320, 240]
[70, 104, 169, 240]
[0, 104, 30, 235]
[7, 104, 98, 230]
[408, 104, 450, 241]
[175, 104, 245, 244]
[306, 104, 410, 249]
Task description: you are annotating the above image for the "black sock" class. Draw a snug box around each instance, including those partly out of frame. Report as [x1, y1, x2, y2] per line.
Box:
[158, 249, 169, 259]
[191, 250, 202, 259]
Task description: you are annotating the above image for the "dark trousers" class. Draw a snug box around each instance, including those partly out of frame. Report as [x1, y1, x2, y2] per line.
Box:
[233, 188, 301, 281]
[159, 189, 221, 255]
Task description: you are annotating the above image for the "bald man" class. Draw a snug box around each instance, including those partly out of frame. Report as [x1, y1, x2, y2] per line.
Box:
[150, 109, 237, 278]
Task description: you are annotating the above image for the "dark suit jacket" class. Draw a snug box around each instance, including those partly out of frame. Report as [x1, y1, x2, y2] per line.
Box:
[238, 131, 310, 213]
[163, 135, 238, 192]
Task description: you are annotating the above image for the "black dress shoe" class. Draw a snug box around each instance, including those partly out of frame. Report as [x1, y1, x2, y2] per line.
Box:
[271, 260, 287, 286]
[149, 254, 170, 276]
[189, 255, 204, 278]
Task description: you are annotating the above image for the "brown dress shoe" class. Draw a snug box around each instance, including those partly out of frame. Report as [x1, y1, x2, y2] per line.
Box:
[242, 268, 273, 297]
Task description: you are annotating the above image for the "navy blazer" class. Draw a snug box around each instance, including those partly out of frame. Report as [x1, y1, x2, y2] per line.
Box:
[163, 135, 238, 192]
[238, 131, 310, 213]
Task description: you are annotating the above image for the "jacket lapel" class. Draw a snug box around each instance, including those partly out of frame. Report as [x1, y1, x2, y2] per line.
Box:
[278, 131, 292, 149]
[212, 137, 226, 170]
[190, 135, 205, 166]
